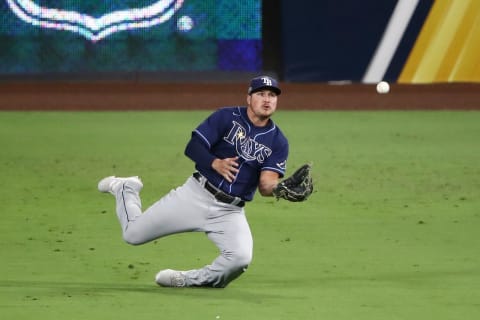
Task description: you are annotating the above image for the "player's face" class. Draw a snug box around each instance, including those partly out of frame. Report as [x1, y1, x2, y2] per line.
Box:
[247, 90, 278, 125]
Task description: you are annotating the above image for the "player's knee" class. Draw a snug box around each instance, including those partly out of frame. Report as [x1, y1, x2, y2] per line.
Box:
[227, 249, 252, 270]
[212, 250, 251, 288]
[122, 228, 147, 246]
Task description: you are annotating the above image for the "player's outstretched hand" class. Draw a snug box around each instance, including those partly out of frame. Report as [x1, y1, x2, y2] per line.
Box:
[272, 164, 313, 202]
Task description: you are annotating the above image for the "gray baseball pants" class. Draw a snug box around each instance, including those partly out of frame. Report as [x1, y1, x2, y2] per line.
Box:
[113, 175, 253, 288]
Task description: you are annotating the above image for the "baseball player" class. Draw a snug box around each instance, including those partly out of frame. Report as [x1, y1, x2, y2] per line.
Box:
[98, 76, 312, 288]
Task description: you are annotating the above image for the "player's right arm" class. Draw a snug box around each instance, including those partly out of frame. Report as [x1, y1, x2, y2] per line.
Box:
[184, 134, 216, 168]
[185, 134, 239, 182]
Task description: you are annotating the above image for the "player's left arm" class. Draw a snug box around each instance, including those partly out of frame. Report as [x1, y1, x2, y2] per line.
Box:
[258, 170, 280, 197]
[258, 134, 288, 196]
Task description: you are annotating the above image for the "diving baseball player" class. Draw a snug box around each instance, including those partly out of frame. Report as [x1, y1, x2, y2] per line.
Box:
[98, 76, 313, 288]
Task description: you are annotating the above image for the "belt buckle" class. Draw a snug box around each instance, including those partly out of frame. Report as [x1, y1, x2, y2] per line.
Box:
[230, 197, 242, 206]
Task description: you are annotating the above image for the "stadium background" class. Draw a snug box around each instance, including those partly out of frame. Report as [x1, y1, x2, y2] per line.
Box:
[0, 0, 479, 110]
[1, 3, 479, 319]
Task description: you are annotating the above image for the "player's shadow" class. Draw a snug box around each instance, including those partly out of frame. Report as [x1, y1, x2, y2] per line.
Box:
[0, 279, 157, 293]
[0, 279, 295, 302]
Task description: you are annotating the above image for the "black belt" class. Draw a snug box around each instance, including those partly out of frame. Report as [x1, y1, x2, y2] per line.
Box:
[193, 172, 245, 207]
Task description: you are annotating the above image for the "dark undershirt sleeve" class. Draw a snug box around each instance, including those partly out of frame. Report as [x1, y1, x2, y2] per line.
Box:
[184, 133, 217, 169]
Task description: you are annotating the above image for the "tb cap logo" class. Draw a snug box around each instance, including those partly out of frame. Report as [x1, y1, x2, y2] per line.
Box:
[248, 75, 281, 95]
[261, 77, 272, 86]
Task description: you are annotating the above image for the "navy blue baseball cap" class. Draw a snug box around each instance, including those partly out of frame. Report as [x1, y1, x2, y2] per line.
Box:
[248, 76, 281, 95]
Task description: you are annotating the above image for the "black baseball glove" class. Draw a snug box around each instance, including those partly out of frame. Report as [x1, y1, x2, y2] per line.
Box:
[272, 164, 313, 202]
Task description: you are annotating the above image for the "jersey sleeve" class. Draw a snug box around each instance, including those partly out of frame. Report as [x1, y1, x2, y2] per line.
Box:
[261, 132, 289, 178]
[192, 108, 228, 148]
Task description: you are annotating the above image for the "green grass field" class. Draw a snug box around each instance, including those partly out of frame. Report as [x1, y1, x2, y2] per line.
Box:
[1, 111, 479, 320]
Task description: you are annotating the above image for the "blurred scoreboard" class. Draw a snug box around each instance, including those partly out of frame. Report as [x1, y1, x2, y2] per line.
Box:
[0, 0, 262, 75]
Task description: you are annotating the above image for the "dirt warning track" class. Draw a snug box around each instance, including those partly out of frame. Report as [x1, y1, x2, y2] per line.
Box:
[0, 82, 479, 111]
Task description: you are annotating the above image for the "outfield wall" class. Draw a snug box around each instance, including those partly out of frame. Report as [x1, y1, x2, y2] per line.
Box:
[3, 1, 480, 86]
[0, 82, 479, 111]
[281, 0, 480, 83]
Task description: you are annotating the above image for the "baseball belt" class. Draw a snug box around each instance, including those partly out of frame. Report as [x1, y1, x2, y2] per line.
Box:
[193, 172, 245, 207]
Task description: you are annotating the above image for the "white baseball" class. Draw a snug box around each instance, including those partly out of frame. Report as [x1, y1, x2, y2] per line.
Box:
[376, 81, 390, 94]
[177, 16, 194, 32]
